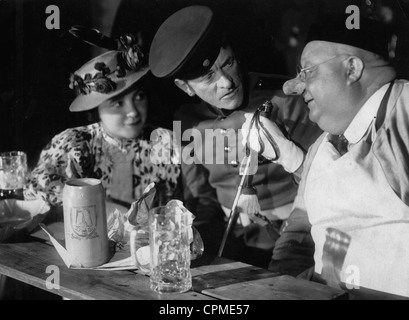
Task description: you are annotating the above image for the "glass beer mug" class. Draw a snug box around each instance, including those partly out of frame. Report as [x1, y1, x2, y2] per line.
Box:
[0, 151, 28, 200]
[149, 205, 192, 294]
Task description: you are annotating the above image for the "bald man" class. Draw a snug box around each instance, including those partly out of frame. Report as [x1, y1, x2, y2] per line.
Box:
[248, 16, 409, 297]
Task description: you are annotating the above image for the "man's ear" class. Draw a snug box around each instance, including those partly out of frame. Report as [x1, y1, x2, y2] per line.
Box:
[345, 56, 364, 84]
[174, 79, 195, 97]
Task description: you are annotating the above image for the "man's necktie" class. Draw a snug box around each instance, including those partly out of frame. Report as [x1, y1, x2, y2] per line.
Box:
[330, 134, 349, 156]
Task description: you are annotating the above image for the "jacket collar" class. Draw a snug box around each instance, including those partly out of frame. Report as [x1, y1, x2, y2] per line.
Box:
[344, 83, 391, 144]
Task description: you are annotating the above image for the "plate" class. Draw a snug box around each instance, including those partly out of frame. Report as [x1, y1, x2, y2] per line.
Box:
[0, 198, 51, 242]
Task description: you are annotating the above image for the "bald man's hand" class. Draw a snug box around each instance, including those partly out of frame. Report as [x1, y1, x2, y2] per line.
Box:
[241, 113, 305, 173]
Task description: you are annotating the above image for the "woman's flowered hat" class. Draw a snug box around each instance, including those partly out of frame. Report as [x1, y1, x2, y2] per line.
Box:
[69, 34, 149, 112]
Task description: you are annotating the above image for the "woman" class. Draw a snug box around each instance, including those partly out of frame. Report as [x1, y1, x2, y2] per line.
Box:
[24, 35, 181, 208]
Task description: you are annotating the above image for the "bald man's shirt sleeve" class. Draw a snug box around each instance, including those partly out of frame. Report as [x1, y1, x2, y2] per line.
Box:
[373, 80, 409, 207]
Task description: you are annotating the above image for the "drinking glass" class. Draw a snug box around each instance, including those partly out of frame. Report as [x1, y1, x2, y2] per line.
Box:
[0, 151, 27, 200]
[149, 205, 192, 294]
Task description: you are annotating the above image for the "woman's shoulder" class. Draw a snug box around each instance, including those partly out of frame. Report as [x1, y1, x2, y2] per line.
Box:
[49, 123, 102, 147]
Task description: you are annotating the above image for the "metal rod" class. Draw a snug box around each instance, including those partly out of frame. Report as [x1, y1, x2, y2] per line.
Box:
[218, 101, 274, 257]
[217, 156, 251, 257]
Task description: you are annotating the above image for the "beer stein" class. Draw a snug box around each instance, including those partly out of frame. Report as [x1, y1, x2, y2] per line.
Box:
[63, 178, 109, 267]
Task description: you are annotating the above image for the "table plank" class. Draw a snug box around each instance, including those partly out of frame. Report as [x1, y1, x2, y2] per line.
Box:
[0, 242, 214, 300]
[201, 274, 347, 300]
[346, 286, 409, 300]
[191, 257, 347, 300]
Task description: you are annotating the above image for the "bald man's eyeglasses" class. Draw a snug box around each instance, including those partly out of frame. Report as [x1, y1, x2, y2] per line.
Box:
[296, 55, 345, 82]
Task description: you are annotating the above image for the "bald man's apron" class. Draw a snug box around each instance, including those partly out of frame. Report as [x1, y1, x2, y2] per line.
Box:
[304, 132, 409, 297]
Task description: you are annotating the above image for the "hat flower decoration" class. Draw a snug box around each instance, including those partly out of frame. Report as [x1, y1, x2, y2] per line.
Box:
[116, 34, 145, 76]
[69, 63, 116, 95]
[69, 34, 145, 96]
[68, 28, 149, 112]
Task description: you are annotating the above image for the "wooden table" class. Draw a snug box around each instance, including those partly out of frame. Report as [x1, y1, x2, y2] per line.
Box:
[2, 203, 407, 301]
[0, 224, 347, 300]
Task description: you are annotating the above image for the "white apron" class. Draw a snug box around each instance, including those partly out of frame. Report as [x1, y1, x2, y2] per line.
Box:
[304, 132, 409, 297]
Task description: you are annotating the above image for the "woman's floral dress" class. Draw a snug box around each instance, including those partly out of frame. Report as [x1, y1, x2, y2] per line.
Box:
[24, 122, 181, 207]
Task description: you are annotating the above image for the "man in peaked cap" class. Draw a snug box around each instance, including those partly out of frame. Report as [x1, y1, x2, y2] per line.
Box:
[149, 5, 322, 268]
[255, 13, 409, 297]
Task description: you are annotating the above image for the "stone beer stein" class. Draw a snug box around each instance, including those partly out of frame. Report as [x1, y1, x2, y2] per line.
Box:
[63, 178, 109, 267]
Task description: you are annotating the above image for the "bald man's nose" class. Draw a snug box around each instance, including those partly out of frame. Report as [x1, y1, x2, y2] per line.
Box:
[282, 77, 305, 96]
